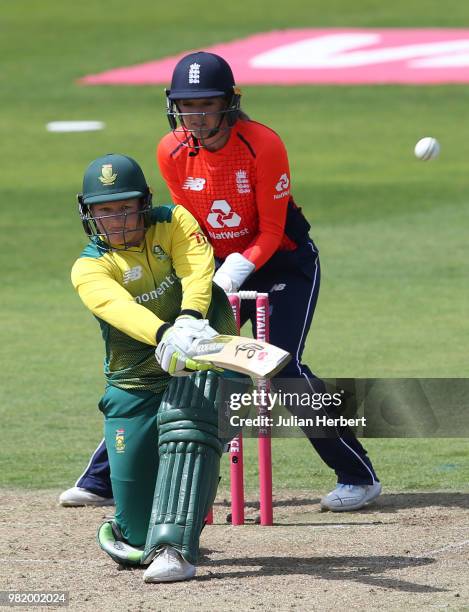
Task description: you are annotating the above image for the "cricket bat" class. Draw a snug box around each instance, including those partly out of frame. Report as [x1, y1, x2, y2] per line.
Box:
[193, 335, 291, 378]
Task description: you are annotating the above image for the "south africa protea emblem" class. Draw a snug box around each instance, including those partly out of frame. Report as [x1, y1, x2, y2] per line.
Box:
[99, 164, 117, 185]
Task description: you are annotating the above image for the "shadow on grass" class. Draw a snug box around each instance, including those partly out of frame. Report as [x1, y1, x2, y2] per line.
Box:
[373, 491, 469, 512]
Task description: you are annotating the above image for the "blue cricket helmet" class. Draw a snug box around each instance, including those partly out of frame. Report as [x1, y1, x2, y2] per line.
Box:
[165, 52, 242, 137]
[167, 51, 236, 100]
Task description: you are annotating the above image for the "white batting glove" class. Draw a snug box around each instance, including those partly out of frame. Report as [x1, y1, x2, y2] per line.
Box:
[155, 317, 219, 376]
[213, 253, 255, 294]
[172, 316, 218, 343]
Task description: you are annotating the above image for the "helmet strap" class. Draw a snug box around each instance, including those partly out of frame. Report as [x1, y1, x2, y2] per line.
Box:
[226, 91, 241, 126]
[189, 136, 200, 156]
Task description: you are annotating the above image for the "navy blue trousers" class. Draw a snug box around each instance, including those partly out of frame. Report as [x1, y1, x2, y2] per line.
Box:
[77, 240, 378, 495]
[240, 240, 379, 485]
[75, 437, 113, 498]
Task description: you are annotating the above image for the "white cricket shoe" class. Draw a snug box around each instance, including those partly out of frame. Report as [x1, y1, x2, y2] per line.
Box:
[59, 486, 114, 507]
[320, 482, 382, 512]
[143, 546, 196, 583]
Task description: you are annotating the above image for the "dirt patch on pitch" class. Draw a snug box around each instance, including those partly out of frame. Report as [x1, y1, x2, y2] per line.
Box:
[1, 489, 468, 611]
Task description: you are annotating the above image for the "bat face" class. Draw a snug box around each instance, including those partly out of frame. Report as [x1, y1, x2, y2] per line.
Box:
[234, 341, 265, 359]
[193, 335, 291, 378]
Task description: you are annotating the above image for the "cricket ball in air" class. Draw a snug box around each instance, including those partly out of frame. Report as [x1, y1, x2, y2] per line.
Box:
[414, 137, 440, 160]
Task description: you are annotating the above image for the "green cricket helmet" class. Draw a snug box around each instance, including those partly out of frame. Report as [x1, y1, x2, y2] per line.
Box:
[77, 153, 152, 246]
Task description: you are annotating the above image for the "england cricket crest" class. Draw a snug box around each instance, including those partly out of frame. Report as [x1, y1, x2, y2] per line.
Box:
[188, 62, 200, 83]
[115, 428, 126, 454]
[99, 164, 117, 186]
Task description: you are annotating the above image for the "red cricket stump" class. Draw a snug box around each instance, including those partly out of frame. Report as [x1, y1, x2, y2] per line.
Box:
[255, 293, 274, 526]
[205, 508, 213, 525]
[228, 293, 245, 525]
[205, 291, 273, 526]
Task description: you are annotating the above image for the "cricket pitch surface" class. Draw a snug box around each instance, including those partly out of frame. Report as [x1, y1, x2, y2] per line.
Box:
[1, 489, 468, 610]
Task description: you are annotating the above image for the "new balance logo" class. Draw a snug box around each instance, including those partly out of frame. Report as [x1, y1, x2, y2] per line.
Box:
[188, 62, 200, 84]
[270, 283, 286, 291]
[206, 200, 241, 229]
[183, 177, 206, 191]
[236, 169, 251, 194]
[123, 265, 143, 284]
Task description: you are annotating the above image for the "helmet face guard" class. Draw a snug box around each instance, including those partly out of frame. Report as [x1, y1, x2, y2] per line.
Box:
[78, 192, 152, 250]
[77, 153, 153, 250]
[166, 89, 241, 146]
[165, 51, 241, 148]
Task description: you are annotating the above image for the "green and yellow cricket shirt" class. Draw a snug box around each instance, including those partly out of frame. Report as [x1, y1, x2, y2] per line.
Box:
[71, 204, 235, 392]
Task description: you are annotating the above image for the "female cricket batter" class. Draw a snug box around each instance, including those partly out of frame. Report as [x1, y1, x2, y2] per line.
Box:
[71, 152, 237, 582]
[157, 51, 381, 511]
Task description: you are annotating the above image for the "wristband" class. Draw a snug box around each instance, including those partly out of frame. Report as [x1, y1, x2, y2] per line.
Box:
[155, 323, 172, 344]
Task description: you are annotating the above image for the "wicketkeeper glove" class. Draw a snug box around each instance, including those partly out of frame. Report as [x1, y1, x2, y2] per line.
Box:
[155, 315, 220, 376]
[213, 253, 255, 293]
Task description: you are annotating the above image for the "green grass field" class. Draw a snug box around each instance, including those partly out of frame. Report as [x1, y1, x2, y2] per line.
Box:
[1, 0, 468, 492]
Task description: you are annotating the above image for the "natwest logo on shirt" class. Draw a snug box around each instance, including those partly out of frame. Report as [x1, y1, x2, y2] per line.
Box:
[275, 173, 290, 192]
[274, 173, 290, 200]
[206, 199, 241, 229]
[183, 177, 206, 191]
